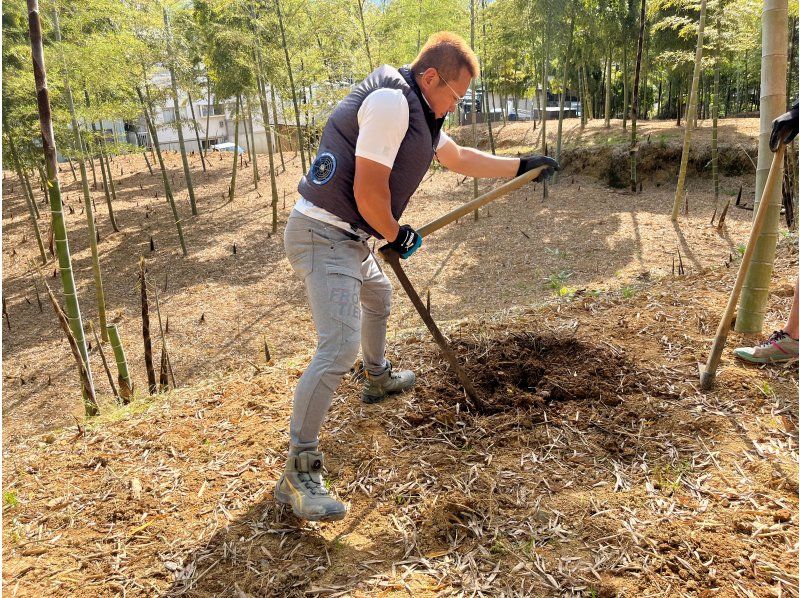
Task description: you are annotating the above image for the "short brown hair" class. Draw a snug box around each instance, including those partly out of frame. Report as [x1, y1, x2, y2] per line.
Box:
[410, 32, 480, 81]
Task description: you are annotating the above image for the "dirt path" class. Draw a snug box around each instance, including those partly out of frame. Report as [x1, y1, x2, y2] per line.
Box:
[1, 119, 771, 445]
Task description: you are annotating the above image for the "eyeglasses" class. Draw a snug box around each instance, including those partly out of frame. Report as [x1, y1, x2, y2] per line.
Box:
[436, 71, 465, 104]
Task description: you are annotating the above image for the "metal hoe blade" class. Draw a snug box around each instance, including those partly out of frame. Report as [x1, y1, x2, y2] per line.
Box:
[382, 249, 489, 411]
[379, 169, 548, 409]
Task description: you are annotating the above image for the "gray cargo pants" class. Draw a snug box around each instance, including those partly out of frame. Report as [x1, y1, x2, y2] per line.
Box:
[284, 209, 392, 452]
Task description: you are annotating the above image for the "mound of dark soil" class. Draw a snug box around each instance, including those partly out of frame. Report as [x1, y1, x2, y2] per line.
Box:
[409, 332, 635, 420]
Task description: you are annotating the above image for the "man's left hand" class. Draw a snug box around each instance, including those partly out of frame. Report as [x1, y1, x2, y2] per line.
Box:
[517, 155, 560, 181]
[770, 103, 799, 151]
[380, 224, 422, 259]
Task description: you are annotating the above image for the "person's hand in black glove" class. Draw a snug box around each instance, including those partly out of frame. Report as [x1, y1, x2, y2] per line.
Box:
[380, 224, 422, 259]
[517, 155, 560, 181]
[769, 102, 799, 151]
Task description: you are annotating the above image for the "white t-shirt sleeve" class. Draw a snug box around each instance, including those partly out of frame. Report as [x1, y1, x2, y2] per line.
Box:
[355, 89, 410, 169]
[436, 131, 453, 150]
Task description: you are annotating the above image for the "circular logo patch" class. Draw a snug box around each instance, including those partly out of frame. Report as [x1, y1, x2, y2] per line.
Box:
[311, 152, 336, 185]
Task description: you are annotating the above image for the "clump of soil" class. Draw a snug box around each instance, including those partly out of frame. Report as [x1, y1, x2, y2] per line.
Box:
[410, 332, 634, 419]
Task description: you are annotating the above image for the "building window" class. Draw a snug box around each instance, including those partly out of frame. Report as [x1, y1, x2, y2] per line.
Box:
[162, 107, 177, 123]
[200, 104, 225, 117]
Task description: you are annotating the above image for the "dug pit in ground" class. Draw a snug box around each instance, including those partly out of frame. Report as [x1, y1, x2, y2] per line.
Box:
[402, 332, 642, 421]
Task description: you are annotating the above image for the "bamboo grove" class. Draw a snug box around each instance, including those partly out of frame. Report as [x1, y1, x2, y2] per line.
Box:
[2, 0, 797, 412]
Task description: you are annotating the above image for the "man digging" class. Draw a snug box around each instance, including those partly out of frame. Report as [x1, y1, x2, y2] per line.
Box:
[276, 32, 559, 522]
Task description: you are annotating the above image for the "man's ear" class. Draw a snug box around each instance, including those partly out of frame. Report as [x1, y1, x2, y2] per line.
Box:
[418, 67, 438, 88]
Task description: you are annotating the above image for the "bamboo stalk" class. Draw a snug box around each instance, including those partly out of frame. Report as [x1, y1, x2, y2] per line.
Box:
[89, 320, 119, 401]
[255, 70, 280, 233]
[39, 269, 98, 415]
[142, 149, 154, 175]
[4, 121, 46, 264]
[22, 166, 40, 215]
[84, 91, 120, 232]
[246, 95, 259, 189]
[555, 13, 574, 185]
[671, 0, 708, 221]
[712, 1, 722, 207]
[270, 84, 286, 172]
[107, 323, 133, 403]
[159, 347, 168, 393]
[101, 143, 119, 224]
[53, 9, 109, 342]
[28, 0, 96, 409]
[735, 0, 789, 332]
[242, 96, 252, 161]
[153, 286, 176, 389]
[275, 0, 307, 173]
[470, 0, 480, 218]
[139, 257, 157, 394]
[136, 86, 188, 256]
[67, 156, 77, 181]
[604, 51, 612, 127]
[630, 0, 646, 192]
[228, 95, 241, 202]
[186, 90, 207, 172]
[164, 7, 197, 216]
[92, 122, 116, 227]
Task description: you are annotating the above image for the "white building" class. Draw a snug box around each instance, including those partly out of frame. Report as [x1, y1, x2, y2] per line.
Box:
[122, 71, 286, 154]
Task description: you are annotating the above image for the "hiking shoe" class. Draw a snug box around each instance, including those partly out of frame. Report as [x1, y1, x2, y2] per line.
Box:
[362, 360, 415, 404]
[274, 451, 347, 522]
[733, 330, 800, 364]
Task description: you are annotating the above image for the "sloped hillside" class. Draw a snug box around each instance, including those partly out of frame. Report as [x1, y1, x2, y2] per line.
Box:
[3, 238, 797, 596]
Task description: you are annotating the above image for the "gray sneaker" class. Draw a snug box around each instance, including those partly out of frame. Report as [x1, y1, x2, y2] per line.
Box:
[362, 360, 416, 404]
[734, 330, 800, 364]
[274, 451, 347, 522]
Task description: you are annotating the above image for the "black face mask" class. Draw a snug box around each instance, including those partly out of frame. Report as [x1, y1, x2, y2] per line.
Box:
[399, 66, 445, 145]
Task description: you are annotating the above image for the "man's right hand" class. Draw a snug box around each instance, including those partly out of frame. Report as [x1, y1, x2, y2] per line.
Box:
[770, 103, 799, 151]
[517, 155, 560, 181]
[380, 225, 422, 259]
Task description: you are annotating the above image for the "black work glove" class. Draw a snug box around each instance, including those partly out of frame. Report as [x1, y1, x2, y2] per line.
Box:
[769, 102, 799, 151]
[380, 225, 422, 259]
[517, 155, 560, 181]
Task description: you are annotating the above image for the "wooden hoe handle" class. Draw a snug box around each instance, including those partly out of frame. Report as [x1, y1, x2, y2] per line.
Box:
[416, 166, 546, 238]
[699, 144, 786, 390]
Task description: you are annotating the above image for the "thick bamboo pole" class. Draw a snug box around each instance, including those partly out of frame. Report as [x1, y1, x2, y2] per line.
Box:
[27, 0, 97, 412]
[736, 0, 788, 332]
